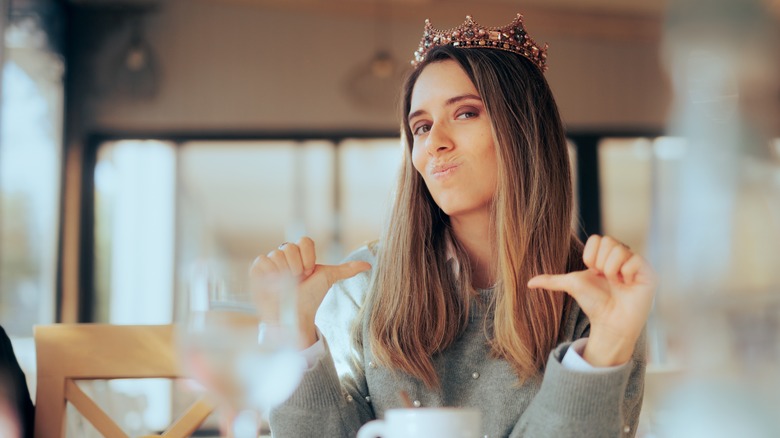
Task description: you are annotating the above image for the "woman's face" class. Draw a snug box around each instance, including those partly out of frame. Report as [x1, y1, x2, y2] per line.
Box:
[408, 60, 498, 221]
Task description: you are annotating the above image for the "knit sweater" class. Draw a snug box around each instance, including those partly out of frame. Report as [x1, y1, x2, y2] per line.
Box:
[269, 246, 646, 438]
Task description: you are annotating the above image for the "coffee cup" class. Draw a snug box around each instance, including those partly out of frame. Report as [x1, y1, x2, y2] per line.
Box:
[356, 407, 482, 438]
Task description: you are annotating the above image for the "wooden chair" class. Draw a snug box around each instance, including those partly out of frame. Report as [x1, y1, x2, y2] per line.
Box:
[34, 324, 214, 438]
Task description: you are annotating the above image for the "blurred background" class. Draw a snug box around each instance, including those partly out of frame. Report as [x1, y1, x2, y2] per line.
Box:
[0, 0, 778, 436]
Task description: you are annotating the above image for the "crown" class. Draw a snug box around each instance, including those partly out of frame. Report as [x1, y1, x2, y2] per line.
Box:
[412, 13, 548, 72]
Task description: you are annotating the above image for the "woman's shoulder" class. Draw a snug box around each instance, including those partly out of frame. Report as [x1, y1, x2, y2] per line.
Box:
[341, 240, 380, 265]
[314, 242, 378, 361]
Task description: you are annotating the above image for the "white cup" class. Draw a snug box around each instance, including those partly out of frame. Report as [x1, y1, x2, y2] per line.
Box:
[356, 408, 482, 438]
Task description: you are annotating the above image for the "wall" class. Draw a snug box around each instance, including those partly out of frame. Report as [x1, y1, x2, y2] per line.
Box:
[72, 0, 670, 133]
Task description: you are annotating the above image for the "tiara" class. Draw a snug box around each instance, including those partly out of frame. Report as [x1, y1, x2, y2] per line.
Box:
[411, 13, 548, 72]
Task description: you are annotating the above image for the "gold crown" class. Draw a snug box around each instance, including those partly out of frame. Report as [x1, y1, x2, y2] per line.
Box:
[412, 13, 548, 72]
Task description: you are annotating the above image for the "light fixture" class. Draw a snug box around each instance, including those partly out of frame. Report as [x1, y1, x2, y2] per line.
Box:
[343, 0, 406, 112]
[109, 16, 159, 99]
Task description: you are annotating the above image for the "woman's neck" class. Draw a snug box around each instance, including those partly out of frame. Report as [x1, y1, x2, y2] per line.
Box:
[450, 212, 495, 289]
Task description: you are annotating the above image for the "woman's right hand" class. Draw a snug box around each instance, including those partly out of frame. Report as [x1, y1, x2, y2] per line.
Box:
[250, 236, 371, 348]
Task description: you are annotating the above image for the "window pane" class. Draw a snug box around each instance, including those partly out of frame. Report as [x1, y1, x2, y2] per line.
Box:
[598, 137, 654, 254]
[94, 140, 177, 325]
[177, 140, 337, 268]
[339, 138, 402, 255]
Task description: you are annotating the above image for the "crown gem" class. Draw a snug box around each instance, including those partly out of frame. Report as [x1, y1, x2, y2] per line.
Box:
[411, 13, 548, 72]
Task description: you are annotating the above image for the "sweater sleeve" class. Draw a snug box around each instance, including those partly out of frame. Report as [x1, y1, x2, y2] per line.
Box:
[268, 246, 377, 438]
[268, 338, 374, 438]
[510, 328, 647, 438]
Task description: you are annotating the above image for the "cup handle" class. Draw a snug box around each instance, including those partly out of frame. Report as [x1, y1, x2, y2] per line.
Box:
[356, 419, 387, 438]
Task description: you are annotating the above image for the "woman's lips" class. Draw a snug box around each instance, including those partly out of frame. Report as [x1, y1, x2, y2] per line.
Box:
[431, 163, 459, 179]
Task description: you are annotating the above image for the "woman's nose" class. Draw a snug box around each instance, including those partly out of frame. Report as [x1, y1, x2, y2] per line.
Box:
[425, 123, 454, 154]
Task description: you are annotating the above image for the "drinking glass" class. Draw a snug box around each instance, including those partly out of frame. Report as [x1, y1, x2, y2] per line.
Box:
[177, 260, 306, 437]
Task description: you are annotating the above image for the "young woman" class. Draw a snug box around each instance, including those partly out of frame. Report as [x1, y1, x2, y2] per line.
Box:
[256, 14, 655, 438]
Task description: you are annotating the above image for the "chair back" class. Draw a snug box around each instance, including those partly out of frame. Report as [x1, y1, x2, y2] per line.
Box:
[34, 324, 214, 438]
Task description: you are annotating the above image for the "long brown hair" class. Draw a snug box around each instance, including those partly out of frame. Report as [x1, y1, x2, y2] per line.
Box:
[365, 45, 581, 388]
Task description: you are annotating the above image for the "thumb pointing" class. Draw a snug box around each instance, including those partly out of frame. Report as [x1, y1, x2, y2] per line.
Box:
[527, 273, 572, 292]
[322, 261, 371, 287]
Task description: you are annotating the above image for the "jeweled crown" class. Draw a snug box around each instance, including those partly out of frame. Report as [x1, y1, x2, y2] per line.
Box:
[412, 13, 548, 72]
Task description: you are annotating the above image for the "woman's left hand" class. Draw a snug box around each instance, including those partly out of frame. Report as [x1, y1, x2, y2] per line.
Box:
[527, 235, 657, 367]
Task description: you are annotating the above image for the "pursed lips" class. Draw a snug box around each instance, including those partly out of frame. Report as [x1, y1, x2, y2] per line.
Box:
[430, 162, 460, 178]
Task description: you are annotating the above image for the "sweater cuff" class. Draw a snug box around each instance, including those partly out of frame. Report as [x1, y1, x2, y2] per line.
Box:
[562, 338, 627, 373]
[538, 342, 633, 422]
[302, 338, 327, 369]
[279, 341, 344, 409]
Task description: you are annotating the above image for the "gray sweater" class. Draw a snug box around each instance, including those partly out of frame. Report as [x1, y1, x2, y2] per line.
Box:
[269, 246, 645, 438]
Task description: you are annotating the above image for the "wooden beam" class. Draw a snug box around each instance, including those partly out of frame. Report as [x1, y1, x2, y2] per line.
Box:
[65, 380, 130, 438]
[60, 143, 83, 323]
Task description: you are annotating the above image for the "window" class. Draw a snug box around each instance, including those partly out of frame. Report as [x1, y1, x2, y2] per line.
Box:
[92, 137, 402, 326]
[89, 135, 598, 325]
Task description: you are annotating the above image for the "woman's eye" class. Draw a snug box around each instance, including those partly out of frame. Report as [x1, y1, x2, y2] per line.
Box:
[413, 124, 431, 135]
[457, 111, 478, 119]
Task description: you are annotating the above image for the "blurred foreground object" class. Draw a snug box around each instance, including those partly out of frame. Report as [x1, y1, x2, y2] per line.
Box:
[648, 0, 780, 436]
[177, 263, 305, 437]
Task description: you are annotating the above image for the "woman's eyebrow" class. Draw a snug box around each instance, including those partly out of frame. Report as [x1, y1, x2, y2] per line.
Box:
[444, 93, 482, 107]
[408, 93, 483, 121]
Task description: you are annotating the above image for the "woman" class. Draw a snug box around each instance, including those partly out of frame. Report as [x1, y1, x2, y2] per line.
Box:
[258, 13, 655, 438]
